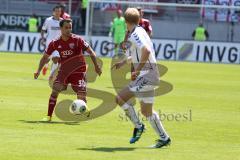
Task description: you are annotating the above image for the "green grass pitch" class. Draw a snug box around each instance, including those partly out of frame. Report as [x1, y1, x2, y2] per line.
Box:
[0, 52, 239, 160]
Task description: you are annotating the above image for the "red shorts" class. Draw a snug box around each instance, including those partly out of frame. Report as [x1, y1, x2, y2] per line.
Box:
[54, 72, 86, 94]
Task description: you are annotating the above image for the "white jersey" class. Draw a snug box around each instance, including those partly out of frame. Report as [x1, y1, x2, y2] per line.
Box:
[128, 26, 157, 66]
[42, 16, 62, 46]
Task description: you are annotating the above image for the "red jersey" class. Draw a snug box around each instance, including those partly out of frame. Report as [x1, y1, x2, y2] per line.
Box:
[61, 12, 71, 19]
[45, 34, 89, 74]
[139, 18, 152, 34]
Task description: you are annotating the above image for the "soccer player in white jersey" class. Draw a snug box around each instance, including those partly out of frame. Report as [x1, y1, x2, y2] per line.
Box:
[112, 8, 171, 148]
[40, 5, 63, 79]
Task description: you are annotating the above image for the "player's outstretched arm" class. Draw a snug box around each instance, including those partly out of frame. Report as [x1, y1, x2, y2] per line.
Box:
[40, 30, 46, 46]
[34, 54, 50, 79]
[86, 47, 102, 76]
[111, 56, 131, 70]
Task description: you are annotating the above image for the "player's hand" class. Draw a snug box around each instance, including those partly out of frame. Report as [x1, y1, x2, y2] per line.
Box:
[131, 70, 140, 81]
[120, 42, 127, 50]
[40, 37, 46, 46]
[95, 65, 102, 76]
[111, 61, 125, 70]
[34, 71, 40, 79]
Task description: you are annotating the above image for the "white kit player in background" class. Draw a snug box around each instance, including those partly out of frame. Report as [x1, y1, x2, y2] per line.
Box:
[112, 8, 171, 148]
[40, 5, 63, 79]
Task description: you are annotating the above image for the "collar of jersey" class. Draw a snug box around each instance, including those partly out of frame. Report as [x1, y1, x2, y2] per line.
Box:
[51, 16, 61, 21]
[129, 25, 140, 34]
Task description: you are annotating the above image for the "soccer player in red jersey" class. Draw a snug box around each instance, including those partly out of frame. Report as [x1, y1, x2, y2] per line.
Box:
[34, 19, 102, 121]
[137, 7, 152, 37]
[59, 3, 71, 19]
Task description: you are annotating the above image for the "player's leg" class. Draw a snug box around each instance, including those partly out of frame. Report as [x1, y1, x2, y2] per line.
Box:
[49, 51, 60, 80]
[42, 59, 50, 76]
[140, 99, 171, 148]
[42, 82, 67, 122]
[42, 40, 51, 76]
[116, 86, 145, 144]
[114, 35, 120, 55]
[69, 72, 87, 103]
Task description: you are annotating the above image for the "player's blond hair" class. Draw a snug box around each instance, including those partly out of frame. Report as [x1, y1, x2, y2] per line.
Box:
[124, 8, 140, 25]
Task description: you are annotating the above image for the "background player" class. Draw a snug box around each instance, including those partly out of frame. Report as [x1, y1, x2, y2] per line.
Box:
[40, 5, 63, 79]
[59, 3, 71, 19]
[35, 19, 102, 122]
[112, 8, 171, 148]
[137, 7, 152, 37]
[108, 9, 126, 54]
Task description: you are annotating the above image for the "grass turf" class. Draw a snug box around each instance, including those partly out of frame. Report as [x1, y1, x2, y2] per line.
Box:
[0, 52, 239, 160]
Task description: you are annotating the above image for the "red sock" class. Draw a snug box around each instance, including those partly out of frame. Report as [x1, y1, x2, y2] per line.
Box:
[47, 94, 57, 117]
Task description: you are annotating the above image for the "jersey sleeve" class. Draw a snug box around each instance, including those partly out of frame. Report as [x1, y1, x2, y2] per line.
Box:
[42, 19, 48, 31]
[77, 37, 90, 51]
[132, 28, 152, 52]
[45, 41, 55, 56]
[132, 31, 146, 49]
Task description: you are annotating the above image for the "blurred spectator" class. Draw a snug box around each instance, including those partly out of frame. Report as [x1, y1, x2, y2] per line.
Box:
[59, 3, 71, 19]
[27, 14, 38, 32]
[192, 22, 209, 41]
[80, 0, 88, 33]
[109, 9, 126, 54]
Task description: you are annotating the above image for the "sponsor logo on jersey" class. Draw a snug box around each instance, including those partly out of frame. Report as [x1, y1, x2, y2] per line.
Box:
[61, 50, 73, 56]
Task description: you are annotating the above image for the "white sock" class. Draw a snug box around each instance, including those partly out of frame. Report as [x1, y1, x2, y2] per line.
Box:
[121, 103, 142, 129]
[147, 111, 169, 141]
[50, 63, 58, 77]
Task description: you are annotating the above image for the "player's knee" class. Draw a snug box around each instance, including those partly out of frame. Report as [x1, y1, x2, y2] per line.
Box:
[52, 57, 59, 64]
[115, 96, 123, 106]
[141, 109, 152, 117]
[115, 96, 120, 105]
[53, 83, 66, 93]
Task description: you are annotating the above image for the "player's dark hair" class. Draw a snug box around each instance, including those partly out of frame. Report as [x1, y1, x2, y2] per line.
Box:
[53, 5, 61, 11]
[136, 6, 142, 11]
[59, 19, 72, 27]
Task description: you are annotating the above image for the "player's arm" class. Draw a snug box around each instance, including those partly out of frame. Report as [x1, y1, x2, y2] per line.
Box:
[40, 19, 48, 45]
[120, 31, 129, 50]
[34, 54, 50, 79]
[111, 56, 132, 70]
[85, 47, 102, 76]
[109, 21, 114, 37]
[40, 30, 46, 40]
[147, 22, 153, 37]
[131, 46, 150, 80]
[34, 41, 54, 79]
[135, 46, 150, 72]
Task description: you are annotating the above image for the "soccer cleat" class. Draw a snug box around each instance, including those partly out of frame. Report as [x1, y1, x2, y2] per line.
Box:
[40, 116, 52, 122]
[42, 66, 48, 76]
[129, 124, 145, 144]
[151, 138, 171, 148]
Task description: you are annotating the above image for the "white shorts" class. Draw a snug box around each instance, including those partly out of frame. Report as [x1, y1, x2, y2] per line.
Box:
[49, 50, 60, 59]
[128, 72, 159, 104]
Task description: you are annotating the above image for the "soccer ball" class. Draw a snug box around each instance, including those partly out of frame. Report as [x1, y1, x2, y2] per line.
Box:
[70, 100, 88, 115]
